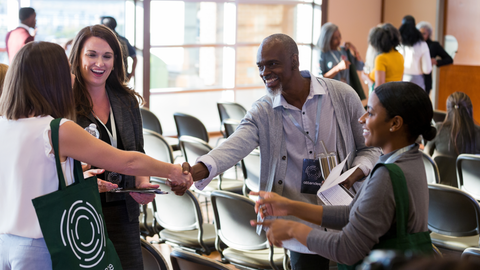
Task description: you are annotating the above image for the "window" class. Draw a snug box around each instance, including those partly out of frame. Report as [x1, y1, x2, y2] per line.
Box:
[148, 0, 322, 135]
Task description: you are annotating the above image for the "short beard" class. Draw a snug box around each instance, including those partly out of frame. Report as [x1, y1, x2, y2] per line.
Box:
[266, 83, 283, 98]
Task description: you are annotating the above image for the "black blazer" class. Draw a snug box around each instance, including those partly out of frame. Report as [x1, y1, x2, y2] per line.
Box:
[76, 86, 144, 221]
[424, 39, 453, 92]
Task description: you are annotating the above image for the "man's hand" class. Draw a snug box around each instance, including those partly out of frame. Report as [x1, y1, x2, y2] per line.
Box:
[341, 167, 365, 190]
[250, 191, 292, 219]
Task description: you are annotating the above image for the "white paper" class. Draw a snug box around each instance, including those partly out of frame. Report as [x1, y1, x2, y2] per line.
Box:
[317, 152, 359, 205]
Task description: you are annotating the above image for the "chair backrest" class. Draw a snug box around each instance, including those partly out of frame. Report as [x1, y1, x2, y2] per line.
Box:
[211, 190, 269, 251]
[433, 110, 447, 123]
[150, 179, 203, 231]
[457, 154, 480, 200]
[223, 119, 240, 138]
[179, 135, 212, 163]
[433, 154, 457, 188]
[428, 184, 480, 237]
[242, 149, 261, 193]
[462, 247, 480, 266]
[143, 129, 174, 164]
[141, 238, 169, 270]
[170, 248, 230, 270]
[217, 102, 247, 124]
[174, 112, 209, 142]
[421, 151, 440, 184]
[141, 107, 163, 135]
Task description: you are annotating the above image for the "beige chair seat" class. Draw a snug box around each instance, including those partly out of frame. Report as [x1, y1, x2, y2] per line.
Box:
[223, 247, 284, 269]
[159, 224, 216, 247]
[430, 232, 479, 251]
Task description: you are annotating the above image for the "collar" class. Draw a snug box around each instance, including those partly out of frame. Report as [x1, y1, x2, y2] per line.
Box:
[378, 144, 419, 163]
[273, 70, 326, 109]
[18, 23, 31, 31]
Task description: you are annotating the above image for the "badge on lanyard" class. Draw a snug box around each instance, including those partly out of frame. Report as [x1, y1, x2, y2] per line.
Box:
[300, 158, 324, 194]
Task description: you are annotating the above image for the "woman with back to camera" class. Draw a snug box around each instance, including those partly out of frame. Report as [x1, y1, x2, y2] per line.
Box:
[367, 23, 404, 89]
[0, 41, 192, 269]
[69, 24, 173, 269]
[318, 22, 364, 86]
[425, 92, 480, 187]
[252, 82, 435, 269]
[398, 15, 432, 90]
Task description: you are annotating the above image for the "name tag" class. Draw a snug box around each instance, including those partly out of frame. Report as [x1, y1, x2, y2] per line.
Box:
[300, 158, 324, 194]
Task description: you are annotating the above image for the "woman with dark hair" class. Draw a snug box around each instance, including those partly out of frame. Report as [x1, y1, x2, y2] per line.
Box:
[317, 22, 364, 85]
[69, 24, 158, 269]
[367, 23, 404, 89]
[0, 41, 192, 269]
[398, 16, 432, 90]
[252, 82, 435, 268]
[425, 92, 480, 187]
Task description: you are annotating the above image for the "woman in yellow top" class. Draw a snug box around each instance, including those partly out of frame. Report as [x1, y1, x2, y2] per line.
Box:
[368, 23, 404, 89]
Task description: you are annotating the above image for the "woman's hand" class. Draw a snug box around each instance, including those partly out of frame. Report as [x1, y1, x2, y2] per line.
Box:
[130, 181, 159, 205]
[85, 168, 118, 193]
[345, 42, 362, 61]
[250, 191, 292, 219]
[250, 219, 312, 248]
[335, 58, 351, 72]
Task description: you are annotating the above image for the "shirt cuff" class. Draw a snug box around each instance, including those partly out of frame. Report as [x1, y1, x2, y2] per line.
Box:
[194, 155, 218, 190]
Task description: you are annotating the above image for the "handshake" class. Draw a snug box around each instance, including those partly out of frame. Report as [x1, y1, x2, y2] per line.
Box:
[165, 162, 209, 196]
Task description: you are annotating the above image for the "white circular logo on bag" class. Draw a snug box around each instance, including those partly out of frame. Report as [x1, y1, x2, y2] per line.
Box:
[60, 200, 107, 268]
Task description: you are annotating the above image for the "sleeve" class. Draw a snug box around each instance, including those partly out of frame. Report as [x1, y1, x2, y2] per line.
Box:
[347, 49, 364, 71]
[321, 205, 352, 229]
[374, 54, 387, 72]
[432, 42, 453, 67]
[306, 166, 395, 265]
[195, 104, 262, 189]
[319, 51, 329, 76]
[44, 118, 72, 158]
[420, 42, 433, 74]
[125, 39, 136, 57]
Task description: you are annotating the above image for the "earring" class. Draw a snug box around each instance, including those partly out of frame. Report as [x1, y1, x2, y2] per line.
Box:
[390, 128, 393, 132]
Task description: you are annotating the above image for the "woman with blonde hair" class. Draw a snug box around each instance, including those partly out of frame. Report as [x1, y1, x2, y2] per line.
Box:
[0, 41, 192, 269]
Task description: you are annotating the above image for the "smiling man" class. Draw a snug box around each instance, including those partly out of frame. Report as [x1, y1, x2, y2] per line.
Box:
[186, 34, 380, 270]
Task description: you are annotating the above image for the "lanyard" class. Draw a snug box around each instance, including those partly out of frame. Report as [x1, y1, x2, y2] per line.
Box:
[330, 50, 341, 64]
[384, 144, 416, 164]
[93, 105, 117, 148]
[283, 95, 323, 151]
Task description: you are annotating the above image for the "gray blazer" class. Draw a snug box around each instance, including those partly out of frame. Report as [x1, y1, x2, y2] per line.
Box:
[76, 86, 144, 221]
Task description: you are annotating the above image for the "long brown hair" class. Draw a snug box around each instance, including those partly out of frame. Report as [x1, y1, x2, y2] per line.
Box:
[69, 24, 143, 117]
[0, 42, 75, 120]
[440, 92, 477, 154]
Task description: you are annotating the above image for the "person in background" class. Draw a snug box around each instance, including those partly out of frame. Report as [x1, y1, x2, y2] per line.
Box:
[425, 92, 480, 187]
[398, 15, 432, 90]
[101, 16, 137, 82]
[0, 64, 8, 94]
[6, 7, 36, 63]
[0, 41, 192, 270]
[69, 25, 171, 270]
[367, 23, 404, 89]
[416, 21, 453, 96]
[252, 81, 436, 268]
[185, 33, 380, 270]
[318, 22, 364, 86]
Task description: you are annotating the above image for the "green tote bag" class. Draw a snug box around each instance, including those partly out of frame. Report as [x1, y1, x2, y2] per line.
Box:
[32, 118, 123, 270]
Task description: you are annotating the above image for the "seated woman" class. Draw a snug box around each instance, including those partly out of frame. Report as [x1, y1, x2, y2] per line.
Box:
[367, 23, 404, 89]
[425, 92, 480, 187]
[252, 82, 436, 268]
[0, 41, 192, 269]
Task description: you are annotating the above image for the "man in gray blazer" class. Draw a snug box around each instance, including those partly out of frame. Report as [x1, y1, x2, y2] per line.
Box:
[186, 33, 381, 270]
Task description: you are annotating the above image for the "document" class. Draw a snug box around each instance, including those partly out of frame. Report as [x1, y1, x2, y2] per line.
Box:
[317, 154, 358, 206]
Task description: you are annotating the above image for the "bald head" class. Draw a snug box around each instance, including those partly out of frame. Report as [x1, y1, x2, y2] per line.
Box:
[262, 33, 299, 58]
